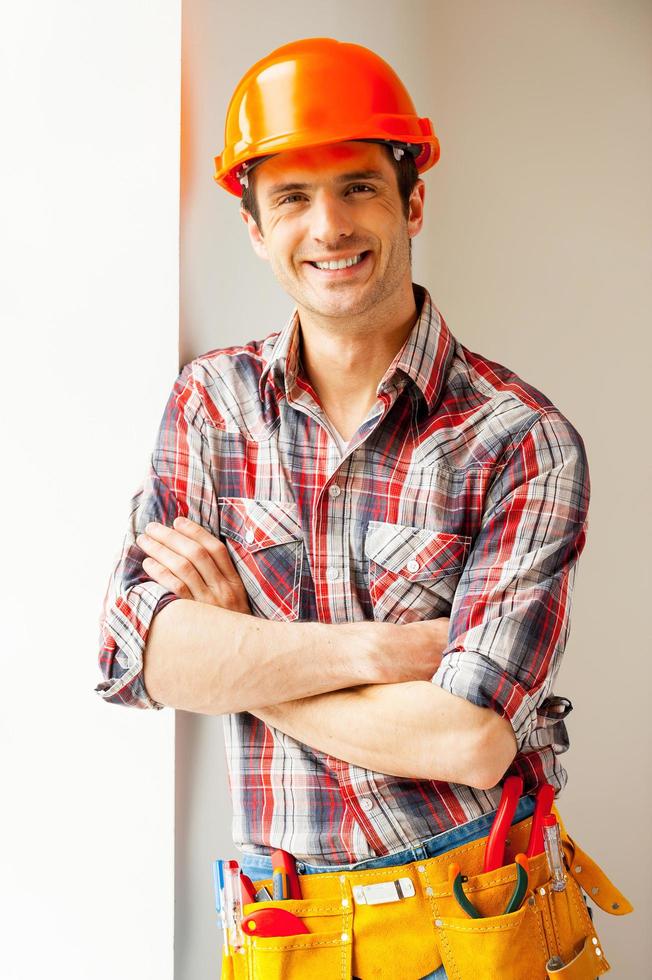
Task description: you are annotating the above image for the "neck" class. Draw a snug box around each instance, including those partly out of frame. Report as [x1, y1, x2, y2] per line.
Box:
[297, 281, 420, 417]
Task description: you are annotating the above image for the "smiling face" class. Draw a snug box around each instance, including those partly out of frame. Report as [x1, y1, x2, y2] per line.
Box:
[240, 141, 425, 327]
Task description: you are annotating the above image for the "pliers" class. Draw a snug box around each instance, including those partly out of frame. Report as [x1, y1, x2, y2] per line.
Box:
[484, 777, 555, 872]
[448, 777, 554, 918]
[448, 853, 530, 919]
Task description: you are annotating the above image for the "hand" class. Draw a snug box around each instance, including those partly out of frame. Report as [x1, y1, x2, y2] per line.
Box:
[135, 517, 252, 614]
[364, 616, 452, 684]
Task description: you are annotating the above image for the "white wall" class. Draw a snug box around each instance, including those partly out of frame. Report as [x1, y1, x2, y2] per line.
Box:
[1, 3, 181, 978]
[179, 2, 651, 978]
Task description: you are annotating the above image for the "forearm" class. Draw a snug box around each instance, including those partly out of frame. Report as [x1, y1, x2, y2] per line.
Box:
[251, 682, 516, 789]
[142, 598, 379, 714]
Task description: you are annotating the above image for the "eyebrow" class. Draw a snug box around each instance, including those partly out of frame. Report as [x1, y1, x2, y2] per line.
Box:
[266, 170, 387, 199]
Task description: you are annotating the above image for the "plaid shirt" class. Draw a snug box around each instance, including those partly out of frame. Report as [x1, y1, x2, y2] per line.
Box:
[96, 283, 590, 863]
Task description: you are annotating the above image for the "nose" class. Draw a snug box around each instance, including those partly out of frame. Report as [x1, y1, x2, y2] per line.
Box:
[309, 189, 355, 246]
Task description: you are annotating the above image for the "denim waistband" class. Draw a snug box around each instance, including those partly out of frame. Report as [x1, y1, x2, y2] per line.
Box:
[238, 794, 536, 879]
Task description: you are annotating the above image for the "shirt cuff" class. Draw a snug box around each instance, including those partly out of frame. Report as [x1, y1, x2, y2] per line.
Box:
[431, 649, 540, 752]
[95, 583, 181, 710]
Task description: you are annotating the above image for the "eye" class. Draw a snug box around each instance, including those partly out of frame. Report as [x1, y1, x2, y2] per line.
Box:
[278, 193, 306, 205]
[347, 184, 375, 194]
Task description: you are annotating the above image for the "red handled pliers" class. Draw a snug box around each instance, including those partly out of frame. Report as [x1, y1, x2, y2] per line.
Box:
[483, 777, 555, 873]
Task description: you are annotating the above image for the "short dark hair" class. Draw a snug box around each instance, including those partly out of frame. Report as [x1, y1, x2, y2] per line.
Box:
[240, 143, 420, 234]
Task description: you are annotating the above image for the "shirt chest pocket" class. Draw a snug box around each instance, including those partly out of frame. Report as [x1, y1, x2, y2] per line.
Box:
[217, 497, 304, 622]
[365, 521, 472, 624]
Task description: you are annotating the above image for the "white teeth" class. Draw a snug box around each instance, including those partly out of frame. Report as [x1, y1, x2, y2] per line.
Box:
[313, 253, 364, 270]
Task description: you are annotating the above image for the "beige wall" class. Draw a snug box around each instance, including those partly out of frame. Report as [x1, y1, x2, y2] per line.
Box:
[178, 2, 651, 976]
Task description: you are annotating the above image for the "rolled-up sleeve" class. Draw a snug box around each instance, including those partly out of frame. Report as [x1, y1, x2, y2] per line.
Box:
[432, 409, 590, 752]
[95, 361, 218, 709]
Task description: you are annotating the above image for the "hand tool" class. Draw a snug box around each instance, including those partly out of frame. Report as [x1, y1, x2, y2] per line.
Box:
[483, 776, 523, 872]
[240, 872, 257, 904]
[504, 854, 529, 913]
[542, 813, 567, 891]
[273, 866, 289, 900]
[241, 907, 310, 938]
[223, 859, 245, 951]
[546, 956, 566, 972]
[484, 778, 555, 872]
[449, 861, 481, 919]
[449, 853, 529, 919]
[526, 783, 555, 857]
[213, 859, 231, 954]
[271, 848, 302, 899]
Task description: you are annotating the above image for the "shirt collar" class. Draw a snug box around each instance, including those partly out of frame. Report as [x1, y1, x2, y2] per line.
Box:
[258, 283, 455, 413]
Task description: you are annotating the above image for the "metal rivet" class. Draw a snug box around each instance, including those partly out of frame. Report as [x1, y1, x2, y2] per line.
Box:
[425, 887, 433, 896]
[435, 918, 443, 927]
[595, 948, 602, 957]
[575, 865, 582, 874]
[591, 887, 599, 896]
[612, 902, 620, 910]
[341, 932, 349, 942]
[418, 865, 426, 873]
[592, 937, 598, 945]
[341, 898, 348, 907]
[539, 887, 546, 896]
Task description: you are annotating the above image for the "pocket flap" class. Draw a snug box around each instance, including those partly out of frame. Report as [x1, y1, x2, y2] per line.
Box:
[365, 522, 471, 582]
[218, 497, 303, 551]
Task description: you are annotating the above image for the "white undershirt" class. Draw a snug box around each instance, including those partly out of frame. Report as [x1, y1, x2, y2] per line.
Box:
[329, 425, 350, 456]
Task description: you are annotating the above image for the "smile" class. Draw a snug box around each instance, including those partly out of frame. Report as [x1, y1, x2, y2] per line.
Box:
[305, 251, 371, 276]
[310, 252, 365, 270]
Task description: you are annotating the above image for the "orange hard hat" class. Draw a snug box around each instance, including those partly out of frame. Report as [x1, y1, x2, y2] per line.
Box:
[213, 37, 440, 197]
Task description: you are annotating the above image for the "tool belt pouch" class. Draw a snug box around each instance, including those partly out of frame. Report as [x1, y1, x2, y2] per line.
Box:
[219, 888, 353, 980]
[427, 811, 632, 980]
[219, 812, 632, 980]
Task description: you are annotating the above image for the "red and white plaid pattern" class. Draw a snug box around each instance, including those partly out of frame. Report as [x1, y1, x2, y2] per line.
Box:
[96, 284, 589, 863]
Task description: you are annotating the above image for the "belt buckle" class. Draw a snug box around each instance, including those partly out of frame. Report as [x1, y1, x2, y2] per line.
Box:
[352, 877, 416, 905]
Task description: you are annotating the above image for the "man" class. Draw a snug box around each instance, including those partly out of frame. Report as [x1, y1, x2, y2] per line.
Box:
[96, 39, 590, 978]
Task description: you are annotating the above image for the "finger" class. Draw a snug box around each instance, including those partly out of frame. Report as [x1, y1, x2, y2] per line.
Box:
[170, 517, 245, 586]
[140, 526, 251, 613]
[137, 530, 213, 601]
[142, 557, 194, 600]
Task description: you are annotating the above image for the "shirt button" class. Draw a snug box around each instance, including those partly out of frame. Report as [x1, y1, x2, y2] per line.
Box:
[245, 528, 255, 544]
[328, 484, 341, 498]
[326, 567, 339, 581]
[406, 559, 420, 573]
[360, 797, 374, 812]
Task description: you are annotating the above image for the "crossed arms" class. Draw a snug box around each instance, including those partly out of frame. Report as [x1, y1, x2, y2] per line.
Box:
[96, 366, 589, 791]
[142, 594, 516, 789]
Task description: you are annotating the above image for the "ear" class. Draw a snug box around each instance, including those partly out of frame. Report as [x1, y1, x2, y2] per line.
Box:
[240, 207, 269, 261]
[407, 180, 425, 239]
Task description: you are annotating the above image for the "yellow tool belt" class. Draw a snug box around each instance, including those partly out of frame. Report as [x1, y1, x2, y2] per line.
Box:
[220, 806, 632, 980]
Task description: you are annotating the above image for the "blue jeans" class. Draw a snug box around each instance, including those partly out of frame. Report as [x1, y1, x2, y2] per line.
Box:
[238, 795, 536, 980]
